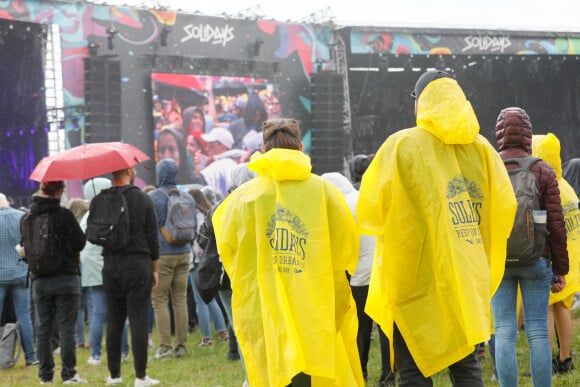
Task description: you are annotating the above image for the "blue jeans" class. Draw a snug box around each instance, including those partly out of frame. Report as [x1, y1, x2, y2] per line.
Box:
[220, 289, 247, 379]
[190, 270, 226, 339]
[88, 286, 129, 359]
[76, 287, 92, 346]
[32, 274, 80, 383]
[0, 277, 36, 364]
[492, 257, 552, 387]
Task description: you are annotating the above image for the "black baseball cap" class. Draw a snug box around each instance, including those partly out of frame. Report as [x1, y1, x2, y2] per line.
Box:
[410, 70, 453, 100]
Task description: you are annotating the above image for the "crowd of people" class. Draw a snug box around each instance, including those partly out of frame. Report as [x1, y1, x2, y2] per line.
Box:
[0, 69, 578, 387]
[152, 84, 281, 199]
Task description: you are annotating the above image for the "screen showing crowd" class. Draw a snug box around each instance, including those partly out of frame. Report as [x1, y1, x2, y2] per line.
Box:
[150, 73, 282, 196]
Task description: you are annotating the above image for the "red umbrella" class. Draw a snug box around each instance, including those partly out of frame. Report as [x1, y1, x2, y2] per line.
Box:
[29, 142, 150, 182]
[150, 73, 204, 90]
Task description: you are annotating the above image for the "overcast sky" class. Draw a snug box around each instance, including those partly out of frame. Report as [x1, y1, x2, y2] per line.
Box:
[99, 0, 580, 32]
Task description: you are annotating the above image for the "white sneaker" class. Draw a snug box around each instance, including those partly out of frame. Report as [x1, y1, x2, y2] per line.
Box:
[134, 376, 160, 386]
[63, 373, 88, 384]
[121, 352, 130, 362]
[105, 376, 123, 385]
[87, 355, 101, 366]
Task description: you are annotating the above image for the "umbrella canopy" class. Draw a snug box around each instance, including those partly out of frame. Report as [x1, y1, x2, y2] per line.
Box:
[30, 142, 150, 182]
[212, 79, 248, 97]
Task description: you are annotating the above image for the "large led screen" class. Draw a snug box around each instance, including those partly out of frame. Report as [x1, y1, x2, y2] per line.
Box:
[151, 73, 283, 197]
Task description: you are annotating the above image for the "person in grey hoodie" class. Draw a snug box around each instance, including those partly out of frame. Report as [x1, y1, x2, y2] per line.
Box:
[148, 159, 196, 359]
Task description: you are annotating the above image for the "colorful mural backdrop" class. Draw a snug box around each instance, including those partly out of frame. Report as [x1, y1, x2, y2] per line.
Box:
[350, 30, 580, 55]
[0, 0, 332, 203]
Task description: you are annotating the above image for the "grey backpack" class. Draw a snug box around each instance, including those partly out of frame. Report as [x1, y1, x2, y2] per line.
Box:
[0, 323, 21, 369]
[504, 156, 548, 267]
[160, 189, 197, 245]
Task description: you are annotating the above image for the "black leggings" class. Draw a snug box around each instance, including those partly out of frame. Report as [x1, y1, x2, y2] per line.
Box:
[103, 256, 153, 379]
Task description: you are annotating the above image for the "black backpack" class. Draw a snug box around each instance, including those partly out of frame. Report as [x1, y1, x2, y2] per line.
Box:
[504, 156, 548, 267]
[195, 204, 226, 304]
[86, 186, 135, 251]
[20, 210, 64, 277]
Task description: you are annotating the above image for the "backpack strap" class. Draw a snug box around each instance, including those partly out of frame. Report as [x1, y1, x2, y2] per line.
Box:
[158, 187, 181, 197]
[114, 185, 138, 195]
[155, 187, 180, 224]
[113, 185, 139, 239]
[503, 156, 542, 171]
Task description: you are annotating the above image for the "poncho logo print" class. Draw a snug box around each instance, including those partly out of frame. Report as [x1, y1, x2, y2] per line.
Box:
[563, 201, 580, 241]
[446, 175, 483, 243]
[266, 205, 308, 274]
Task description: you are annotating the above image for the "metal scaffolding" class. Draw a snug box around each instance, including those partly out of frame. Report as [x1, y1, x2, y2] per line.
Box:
[44, 23, 66, 155]
[330, 32, 353, 169]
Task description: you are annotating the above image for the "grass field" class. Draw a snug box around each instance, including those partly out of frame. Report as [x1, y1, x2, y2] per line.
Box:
[2, 309, 578, 386]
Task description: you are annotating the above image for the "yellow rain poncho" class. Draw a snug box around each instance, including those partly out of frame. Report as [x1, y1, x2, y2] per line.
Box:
[532, 133, 580, 307]
[213, 148, 364, 387]
[357, 77, 517, 377]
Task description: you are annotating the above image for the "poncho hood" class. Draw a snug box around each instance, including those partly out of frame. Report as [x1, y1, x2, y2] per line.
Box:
[416, 77, 480, 145]
[248, 148, 311, 181]
[532, 133, 562, 179]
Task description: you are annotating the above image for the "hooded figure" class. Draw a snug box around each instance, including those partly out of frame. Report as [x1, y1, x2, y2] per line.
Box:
[147, 158, 196, 360]
[213, 119, 363, 386]
[495, 109, 569, 275]
[227, 92, 267, 149]
[532, 134, 580, 305]
[149, 159, 196, 255]
[492, 109, 569, 386]
[357, 72, 517, 379]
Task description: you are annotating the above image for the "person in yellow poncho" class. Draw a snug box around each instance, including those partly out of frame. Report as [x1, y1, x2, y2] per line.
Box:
[532, 133, 580, 373]
[213, 118, 364, 387]
[357, 70, 517, 385]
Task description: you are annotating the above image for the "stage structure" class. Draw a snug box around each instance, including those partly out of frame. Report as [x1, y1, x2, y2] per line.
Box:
[1, 1, 580, 205]
[340, 27, 580, 161]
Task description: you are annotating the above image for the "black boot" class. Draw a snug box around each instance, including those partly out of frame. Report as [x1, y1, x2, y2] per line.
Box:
[558, 357, 575, 374]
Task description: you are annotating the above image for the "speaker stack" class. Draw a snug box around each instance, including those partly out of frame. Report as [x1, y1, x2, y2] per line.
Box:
[310, 72, 344, 175]
[84, 57, 121, 143]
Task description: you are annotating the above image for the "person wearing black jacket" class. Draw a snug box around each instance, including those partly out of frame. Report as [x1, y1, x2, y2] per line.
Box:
[23, 181, 86, 384]
[101, 166, 160, 387]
